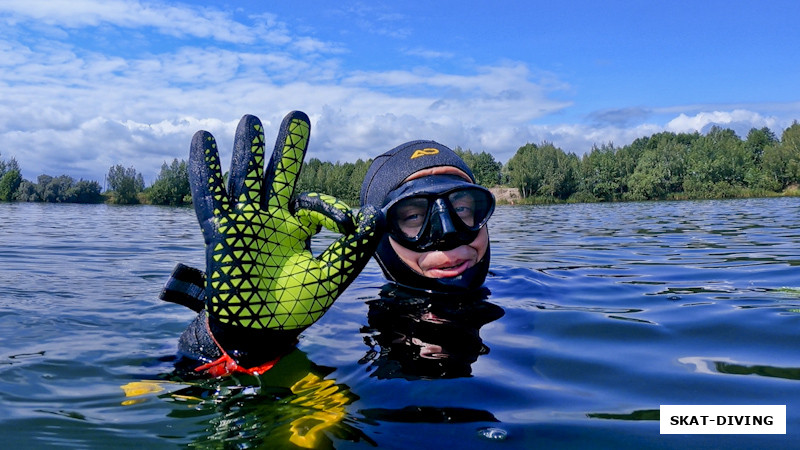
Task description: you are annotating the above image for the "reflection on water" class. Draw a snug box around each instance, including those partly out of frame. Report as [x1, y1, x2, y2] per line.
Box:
[587, 409, 661, 421]
[2, 199, 800, 448]
[359, 285, 504, 380]
[679, 356, 800, 381]
[123, 349, 374, 449]
[123, 280, 506, 448]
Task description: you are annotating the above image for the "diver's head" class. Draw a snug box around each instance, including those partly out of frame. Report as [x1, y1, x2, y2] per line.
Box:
[360, 140, 495, 294]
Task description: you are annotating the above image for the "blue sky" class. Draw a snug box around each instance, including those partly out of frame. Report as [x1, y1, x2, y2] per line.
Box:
[2, 0, 799, 184]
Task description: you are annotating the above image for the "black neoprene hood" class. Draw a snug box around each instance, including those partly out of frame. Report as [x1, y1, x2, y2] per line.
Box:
[360, 140, 491, 294]
[360, 140, 475, 207]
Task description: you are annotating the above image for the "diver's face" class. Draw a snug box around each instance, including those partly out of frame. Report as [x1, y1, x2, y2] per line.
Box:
[389, 226, 489, 279]
[387, 166, 490, 279]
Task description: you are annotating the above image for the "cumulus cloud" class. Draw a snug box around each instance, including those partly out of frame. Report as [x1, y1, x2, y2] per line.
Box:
[0, 1, 797, 184]
[665, 110, 780, 136]
[0, 3, 577, 183]
[0, 0, 287, 45]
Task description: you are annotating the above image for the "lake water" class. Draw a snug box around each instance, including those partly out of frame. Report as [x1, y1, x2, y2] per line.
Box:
[1, 198, 799, 449]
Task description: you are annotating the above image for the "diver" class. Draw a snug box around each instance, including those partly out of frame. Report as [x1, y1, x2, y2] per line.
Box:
[360, 139, 494, 293]
[160, 111, 383, 378]
[152, 116, 501, 445]
[357, 140, 505, 380]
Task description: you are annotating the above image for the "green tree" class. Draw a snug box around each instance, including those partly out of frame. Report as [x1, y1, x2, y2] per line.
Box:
[35, 174, 52, 198]
[9, 174, 101, 203]
[45, 175, 78, 202]
[0, 169, 22, 201]
[66, 180, 103, 203]
[614, 137, 649, 196]
[476, 152, 502, 187]
[148, 159, 190, 206]
[505, 143, 539, 198]
[505, 142, 578, 200]
[107, 165, 144, 204]
[0, 155, 20, 176]
[626, 133, 689, 200]
[683, 127, 751, 197]
[297, 157, 322, 194]
[745, 127, 778, 164]
[760, 122, 800, 190]
[13, 180, 39, 202]
[454, 148, 502, 187]
[348, 158, 370, 205]
[297, 158, 333, 195]
[0, 155, 22, 201]
[296, 158, 370, 206]
[580, 143, 622, 201]
[329, 162, 354, 201]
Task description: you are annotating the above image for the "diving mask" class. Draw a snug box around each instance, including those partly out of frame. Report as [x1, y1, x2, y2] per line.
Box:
[382, 175, 495, 252]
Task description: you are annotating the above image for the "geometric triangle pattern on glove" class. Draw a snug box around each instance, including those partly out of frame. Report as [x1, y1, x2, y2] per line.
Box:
[189, 111, 382, 331]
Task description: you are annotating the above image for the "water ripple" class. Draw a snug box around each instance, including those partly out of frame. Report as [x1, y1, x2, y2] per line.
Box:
[2, 199, 800, 448]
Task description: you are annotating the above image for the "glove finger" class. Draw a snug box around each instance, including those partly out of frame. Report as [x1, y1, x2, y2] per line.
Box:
[228, 114, 266, 208]
[189, 130, 227, 238]
[316, 204, 383, 290]
[264, 206, 382, 331]
[292, 192, 356, 236]
[264, 111, 310, 211]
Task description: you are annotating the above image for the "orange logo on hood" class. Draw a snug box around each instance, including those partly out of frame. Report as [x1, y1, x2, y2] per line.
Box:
[410, 148, 439, 159]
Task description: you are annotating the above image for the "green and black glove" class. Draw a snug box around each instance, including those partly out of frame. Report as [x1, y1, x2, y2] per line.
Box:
[163, 111, 382, 377]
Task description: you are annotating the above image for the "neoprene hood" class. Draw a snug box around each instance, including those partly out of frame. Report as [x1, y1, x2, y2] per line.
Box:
[360, 140, 491, 294]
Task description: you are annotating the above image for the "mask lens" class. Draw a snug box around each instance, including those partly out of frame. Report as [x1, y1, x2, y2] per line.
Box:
[386, 186, 494, 251]
[448, 188, 493, 229]
[388, 196, 430, 239]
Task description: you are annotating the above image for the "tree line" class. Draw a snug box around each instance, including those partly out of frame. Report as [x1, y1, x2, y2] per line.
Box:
[1, 122, 799, 206]
[0, 157, 190, 206]
[504, 122, 800, 203]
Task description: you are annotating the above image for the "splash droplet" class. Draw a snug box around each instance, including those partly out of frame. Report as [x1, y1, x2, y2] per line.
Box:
[477, 426, 508, 441]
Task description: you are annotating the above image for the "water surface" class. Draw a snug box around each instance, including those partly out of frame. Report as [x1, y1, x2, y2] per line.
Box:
[1, 198, 799, 448]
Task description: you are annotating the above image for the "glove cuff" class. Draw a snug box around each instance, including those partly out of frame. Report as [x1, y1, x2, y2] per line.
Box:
[177, 310, 289, 377]
[208, 314, 301, 368]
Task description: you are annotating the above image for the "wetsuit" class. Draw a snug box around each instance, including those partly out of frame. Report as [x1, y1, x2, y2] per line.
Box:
[360, 284, 504, 379]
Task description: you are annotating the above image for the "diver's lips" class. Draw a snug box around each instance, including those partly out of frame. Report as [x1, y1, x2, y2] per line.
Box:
[425, 259, 471, 278]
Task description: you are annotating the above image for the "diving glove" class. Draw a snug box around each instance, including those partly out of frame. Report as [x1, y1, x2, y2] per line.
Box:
[164, 111, 382, 376]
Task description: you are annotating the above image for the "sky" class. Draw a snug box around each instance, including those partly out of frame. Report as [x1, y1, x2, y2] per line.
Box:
[1, 0, 799, 184]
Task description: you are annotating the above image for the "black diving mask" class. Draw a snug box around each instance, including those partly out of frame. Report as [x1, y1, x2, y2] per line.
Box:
[382, 175, 495, 252]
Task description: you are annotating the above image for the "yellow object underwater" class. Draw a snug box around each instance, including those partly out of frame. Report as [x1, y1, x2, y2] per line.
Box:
[120, 380, 202, 406]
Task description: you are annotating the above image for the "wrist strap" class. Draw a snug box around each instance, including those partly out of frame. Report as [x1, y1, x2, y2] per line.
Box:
[160, 263, 206, 312]
[195, 353, 280, 377]
[182, 310, 282, 377]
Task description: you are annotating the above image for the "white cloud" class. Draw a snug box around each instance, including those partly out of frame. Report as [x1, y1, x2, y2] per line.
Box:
[403, 48, 455, 60]
[0, 0, 283, 45]
[0, 16, 580, 182]
[1, 0, 798, 185]
[665, 110, 779, 134]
